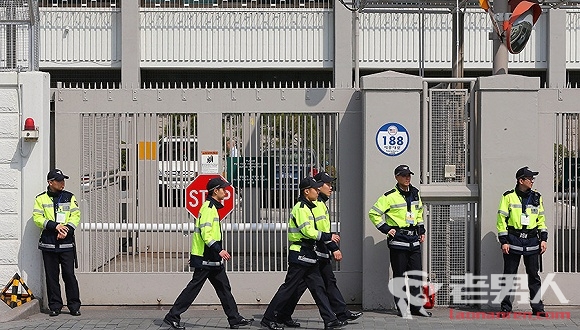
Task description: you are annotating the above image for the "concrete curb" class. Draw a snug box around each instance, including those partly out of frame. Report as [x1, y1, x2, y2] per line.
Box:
[0, 299, 40, 322]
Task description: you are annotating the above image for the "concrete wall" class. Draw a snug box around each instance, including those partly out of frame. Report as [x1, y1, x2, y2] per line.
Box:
[476, 75, 542, 308]
[0, 72, 50, 303]
[361, 71, 423, 309]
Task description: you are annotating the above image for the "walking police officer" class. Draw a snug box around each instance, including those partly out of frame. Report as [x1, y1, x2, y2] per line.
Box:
[368, 165, 431, 318]
[275, 172, 362, 326]
[261, 177, 346, 330]
[33, 169, 81, 316]
[164, 177, 253, 329]
[497, 166, 548, 317]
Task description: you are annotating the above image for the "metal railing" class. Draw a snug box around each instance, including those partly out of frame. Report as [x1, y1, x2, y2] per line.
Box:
[38, 0, 118, 8]
[554, 113, 580, 273]
[77, 111, 339, 273]
[0, 0, 39, 71]
[140, 0, 332, 9]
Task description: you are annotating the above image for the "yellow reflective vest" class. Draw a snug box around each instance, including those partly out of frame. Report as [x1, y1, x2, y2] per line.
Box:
[190, 198, 224, 269]
[497, 188, 547, 255]
[368, 184, 425, 250]
[288, 196, 332, 266]
[32, 189, 80, 252]
[313, 194, 339, 260]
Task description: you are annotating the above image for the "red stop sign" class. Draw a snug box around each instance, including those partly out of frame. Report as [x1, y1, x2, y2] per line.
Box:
[185, 174, 234, 219]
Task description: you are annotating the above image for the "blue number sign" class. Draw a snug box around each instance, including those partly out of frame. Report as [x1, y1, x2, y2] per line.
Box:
[375, 122, 409, 156]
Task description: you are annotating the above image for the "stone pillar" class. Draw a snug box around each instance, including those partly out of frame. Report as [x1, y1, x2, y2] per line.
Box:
[476, 74, 540, 309]
[361, 71, 422, 309]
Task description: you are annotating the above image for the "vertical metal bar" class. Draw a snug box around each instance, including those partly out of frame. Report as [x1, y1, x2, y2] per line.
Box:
[422, 81, 429, 184]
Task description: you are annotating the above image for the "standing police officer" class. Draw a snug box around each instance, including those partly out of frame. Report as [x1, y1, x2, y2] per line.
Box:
[275, 172, 362, 326]
[33, 169, 81, 316]
[497, 166, 548, 317]
[164, 177, 253, 329]
[261, 177, 346, 330]
[368, 165, 431, 318]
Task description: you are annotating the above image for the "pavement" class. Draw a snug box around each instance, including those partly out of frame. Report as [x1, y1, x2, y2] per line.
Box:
[1, 303, 580, 330]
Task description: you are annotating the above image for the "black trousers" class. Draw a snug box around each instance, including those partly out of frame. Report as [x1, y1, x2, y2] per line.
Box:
[42, 250, 81, 312]
[166, 267, 242, 326]
[500, 252, 544, 312]
[389, 248, 422, 312]
[277, 259, 349, 322]
[262, 262, 337, 324]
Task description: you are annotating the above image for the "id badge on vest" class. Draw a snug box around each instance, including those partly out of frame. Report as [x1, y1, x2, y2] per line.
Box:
[56, 211, 66, 224]
[406, 211, 415, 225]
[521, 213, 530, 226]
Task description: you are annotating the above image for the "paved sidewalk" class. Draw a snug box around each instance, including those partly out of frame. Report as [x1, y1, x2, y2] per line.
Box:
[1, 305, 580, 330]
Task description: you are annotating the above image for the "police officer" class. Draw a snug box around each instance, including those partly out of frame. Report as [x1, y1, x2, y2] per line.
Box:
[33, 169, 81, 316]
[164, 177, 253, 330]
[497, 166, 548, 317]
[261, 177, 346, 330]
[275, 172, 362, 326]
[368, 165, 431, 318]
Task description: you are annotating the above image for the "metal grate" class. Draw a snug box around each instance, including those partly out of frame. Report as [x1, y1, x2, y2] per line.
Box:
[38, 0, 118, 7]
[0, 0, 39, 71]
[428, 89, 469, 183]
[222, 113, 339, 272]
[79, 113, 198, 272]
[426, 203, 474, 306]
[139, 0, 332, 9]
[554, 113, 580, 273]
[78, 112, 338, 273]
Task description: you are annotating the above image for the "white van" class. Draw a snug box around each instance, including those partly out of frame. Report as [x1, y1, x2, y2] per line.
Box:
[158, 137, 198, 189]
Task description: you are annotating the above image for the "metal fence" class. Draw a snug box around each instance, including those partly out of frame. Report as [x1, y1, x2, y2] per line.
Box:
[0, 0, 39, 71]
[38, 0, 118, 7]
[77, 111, 339, 273]
[425, 202, 475, 306]
[554, 113, 580, 273]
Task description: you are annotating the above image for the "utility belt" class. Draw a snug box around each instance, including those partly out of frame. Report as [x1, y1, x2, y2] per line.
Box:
[507, 227, 538, 239]
[394, 226, 418, 236]
[298, 240, 316, 250]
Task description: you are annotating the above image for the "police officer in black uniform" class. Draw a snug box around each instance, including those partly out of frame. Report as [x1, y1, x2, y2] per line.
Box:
[260, 177, 346, 330]
[497, 166, 548, 317]
[32, 169, 81, 316]
[368, 165, 431, 318]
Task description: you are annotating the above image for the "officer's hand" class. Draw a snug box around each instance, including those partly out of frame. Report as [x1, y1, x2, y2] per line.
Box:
[502, 244, 510, 254]
[388, 229, 396, 237]
[56, 224, 69, 237]
[57, 232, 66, 240]
[540, 241, 547, 254]
[219, 250, 231, 261]
[331, 234, 340, 243]
[333, 250, 343, 261]
[419, 234, 426, 243]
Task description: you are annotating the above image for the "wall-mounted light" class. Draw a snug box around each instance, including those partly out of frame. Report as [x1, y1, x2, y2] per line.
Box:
[23, 117, 39, 142]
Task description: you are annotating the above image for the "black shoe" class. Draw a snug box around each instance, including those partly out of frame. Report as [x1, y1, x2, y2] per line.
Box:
[163, 316, 185, 330]
[281, 319, 300, 327]
[260, 320, 284, 330]
[534, 310, 548, 317]
[230, 317, 254, 329]
[324, 320, 347, 330]
[498, 309, 511, 318]
[70, 310, 81, 316]
[48, 310, 60, 317]
[346, 311, 363, 321]
[410, 308, 432, 317]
